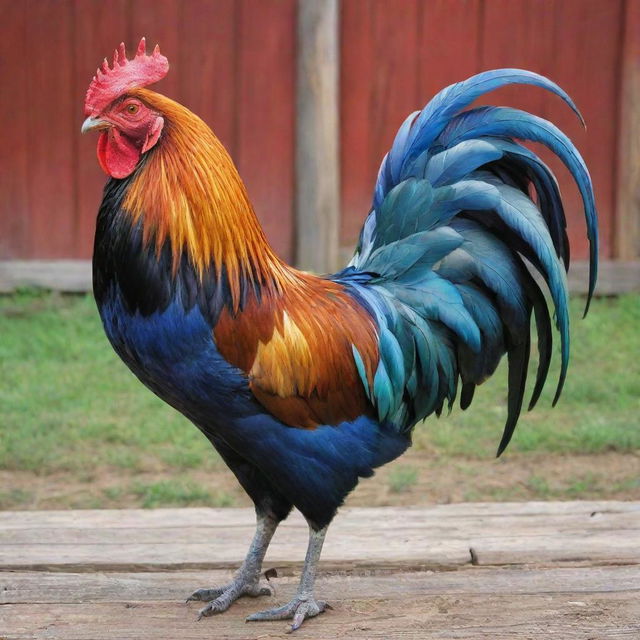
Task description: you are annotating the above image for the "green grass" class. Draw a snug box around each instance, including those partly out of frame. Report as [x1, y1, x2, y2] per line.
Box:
[0, 289, 638, 507]
[388, 465, 419, 493]
[130, 480, 235, 508]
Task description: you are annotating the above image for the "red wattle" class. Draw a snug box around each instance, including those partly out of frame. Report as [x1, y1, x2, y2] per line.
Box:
[96, 129, 141, 179]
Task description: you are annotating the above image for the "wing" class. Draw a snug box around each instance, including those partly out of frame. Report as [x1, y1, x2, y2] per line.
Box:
[213, 272, 380, 429]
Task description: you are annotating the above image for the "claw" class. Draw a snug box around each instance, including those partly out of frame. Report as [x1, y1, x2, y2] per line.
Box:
[188, 578, 274, 621]
[186, 586, 226, 603]
[247, 596, 328, 631]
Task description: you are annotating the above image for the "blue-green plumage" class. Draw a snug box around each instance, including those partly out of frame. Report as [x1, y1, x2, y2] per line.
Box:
[350, 68, 598, 455]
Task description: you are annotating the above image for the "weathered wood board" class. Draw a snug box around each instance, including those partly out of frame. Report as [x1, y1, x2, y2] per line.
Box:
[2, 259, 639, 295]
[1, 502, 639, 639]
[2, 502, 638, 571]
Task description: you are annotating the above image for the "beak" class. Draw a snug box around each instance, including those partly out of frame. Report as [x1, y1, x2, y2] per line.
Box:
[81, 116, 110, 134]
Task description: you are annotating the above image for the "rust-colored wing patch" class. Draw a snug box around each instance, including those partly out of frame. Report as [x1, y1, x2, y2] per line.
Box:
[214, 273, 379, 428]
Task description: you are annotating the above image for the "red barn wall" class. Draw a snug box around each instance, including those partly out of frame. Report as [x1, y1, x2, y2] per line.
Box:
[340, 0, 625, 260]
[0, 0, 630, 263]
[0, 0, 296, 261]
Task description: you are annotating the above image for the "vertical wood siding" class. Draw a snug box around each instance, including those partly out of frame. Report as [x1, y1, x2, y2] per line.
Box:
[0, 1, 629, 264]
[0, 0, 295, 261]
[340, 0, 625, 259]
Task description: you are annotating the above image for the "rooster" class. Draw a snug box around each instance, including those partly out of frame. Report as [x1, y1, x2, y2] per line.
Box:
[82, 39, 597, 631]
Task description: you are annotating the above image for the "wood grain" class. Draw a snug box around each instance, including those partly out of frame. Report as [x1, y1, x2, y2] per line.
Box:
[296, 0, 340, 273]
[3, 592, 637, 640]
[1, 502, 638, 571]
[236, 0, 296, 263]
[339, 0, 626, 260]
[24, 0, 76, 259]
[615, 0, 640, 260]
[1, 503, 638, 638]
[0, 2, 29, 259]
[0, 0, 297, 263]
[1, 258, 639, 294]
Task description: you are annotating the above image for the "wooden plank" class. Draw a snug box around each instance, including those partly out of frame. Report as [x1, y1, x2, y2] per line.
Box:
[129, 0, 181, 99]
[0, 2, 29, 259]
[339, 0, 375, 245]
[1, 505, 638, 637]
[1, 503, 637, 571]
[6, 509, 638, 544]
[0, 260, 92, 293]
[236, 0, 296, 262]
[339, 0, 419, 248]
[24, 0, 77, 259]
[615, 0, 640, 260]
[417, 0, 481, 101]
[178, 0, 237, 155]
[479, 0, 556, 116]
[567, 260, 640, 295]
[296, 0, 340, 272]
[73, 0, 129, 259]
[0, 259, 638, 295]
[1, 501, 638, 529]
[4, 565, 640, 604]
[1, 574, 639, 639]
[0, 525, 636, 571]
[547, 0, 624, 260]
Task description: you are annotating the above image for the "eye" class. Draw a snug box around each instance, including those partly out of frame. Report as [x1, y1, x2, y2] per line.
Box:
[126, 103, 139, 115]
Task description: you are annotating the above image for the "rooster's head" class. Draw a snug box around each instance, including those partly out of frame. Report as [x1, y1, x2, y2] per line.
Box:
[81, 38, 168, 179]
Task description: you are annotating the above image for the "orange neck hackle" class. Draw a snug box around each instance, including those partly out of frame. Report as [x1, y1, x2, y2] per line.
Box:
[122, 88, 291, 310]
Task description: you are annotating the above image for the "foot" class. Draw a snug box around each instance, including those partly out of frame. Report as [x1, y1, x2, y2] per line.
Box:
[246, 596, 329, 632]
[187, 576, 273, 619]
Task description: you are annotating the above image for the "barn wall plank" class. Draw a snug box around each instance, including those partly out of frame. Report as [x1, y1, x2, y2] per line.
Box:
[25, 0, 77, 259]
[339, 0, 376, 244]
[417, 0, 481, 100]
[545, 0, 624, 259]
[129, 0, 181, 99]
[296, 0, 340, 272]
[236, 0, 296, 262]
[0, 2, 29, 259]
[178, 0, 237, 155]
[340, 0, 420, 247]
[339, 0, 625, 260]
[615, 0, 640, 260]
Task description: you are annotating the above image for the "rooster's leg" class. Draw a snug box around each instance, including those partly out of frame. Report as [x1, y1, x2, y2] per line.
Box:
[188, 513, 278, 618]
[246, 523, 329, 632]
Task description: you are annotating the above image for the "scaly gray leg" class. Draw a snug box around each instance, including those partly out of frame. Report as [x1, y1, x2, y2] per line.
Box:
[187, 513, 278, 618]
[246, 523, 329, 632]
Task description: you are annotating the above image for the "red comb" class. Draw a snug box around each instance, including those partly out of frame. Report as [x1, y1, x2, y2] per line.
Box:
[84, 37, 169, 116]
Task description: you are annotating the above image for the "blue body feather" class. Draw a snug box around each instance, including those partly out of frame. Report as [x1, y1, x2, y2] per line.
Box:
[99, 285, 408, 524]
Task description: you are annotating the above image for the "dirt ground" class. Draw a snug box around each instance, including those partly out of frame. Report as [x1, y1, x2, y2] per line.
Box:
[2, 450, 638, 510]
